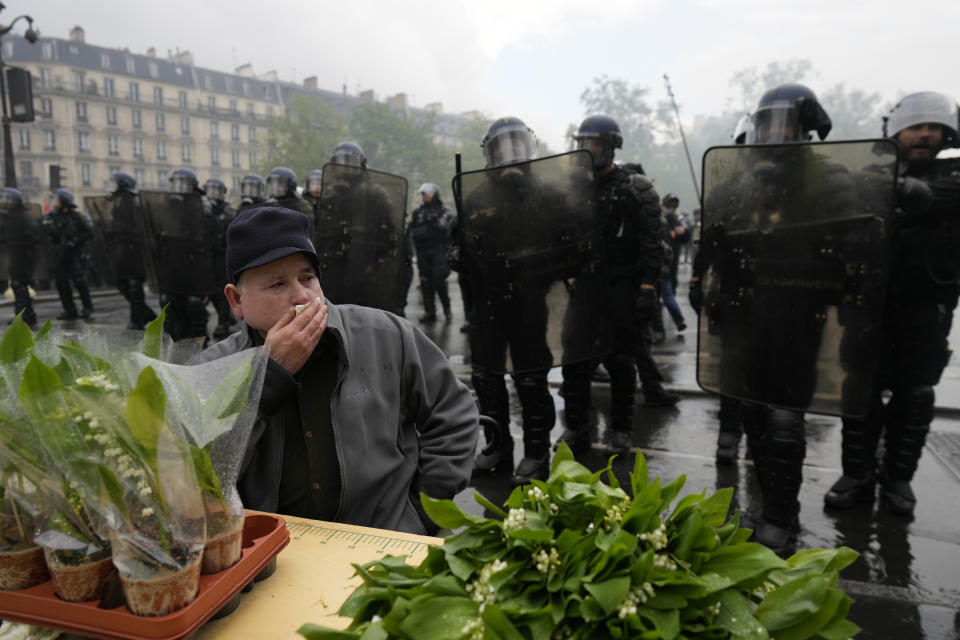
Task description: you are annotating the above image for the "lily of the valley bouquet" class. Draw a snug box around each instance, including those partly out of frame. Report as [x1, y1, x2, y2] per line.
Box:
[300, 444, 860, 640]
[1, 313, 266, 615]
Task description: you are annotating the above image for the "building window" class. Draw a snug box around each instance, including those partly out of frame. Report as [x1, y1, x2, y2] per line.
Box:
[178, 91, 188, 109]
[43, 130, 56, 151]
[247, 126, 256, 143]
[180, 116, 190, 135]
[157, 169, 167, 186]
[233, 175, 241, 192]
[266, 106, 274, 118]
[75, 101, 88, 121]
[204, 74, 213, 90]
[181, 143, 191, 162]
[108, 135, 119, 156]
[226, 77, 234, 92]
[211, 147, 220, 166]
[207, 96, 216, 111]
[155, 112, 165, 132]
[210, 120, 219, 139]
[73, 71, 85, 92]
[133, 138, 144, 159]
[19, 161, 32, 179]
[229, 100, 238, 114]
[100, 52, 111, 69]
[103, 77, 114, 97]
[129, 81, 139, 102]
[17, 129, 30, 150]
[77, 131, 91, 153]
[132, 109, 142, 129]
[106, 105, 117, 125]
[81, 163, 92, 187]
[157, 141, 167, 160]
[134, 167, 145, 186]
[126, 57, 135, 74]
[148, 62, 159, 78]
[243, 81, 251, 96]
[246, 102, 255, 116]
[42, 42, 53, 59]
[40, 98, 53, 117]
[248, 150, 256, 167]
[231, 148, 241, 168]
[153, 86, 163, 105]
[109, 165, 121, 177]
[231, 124, 240, 141]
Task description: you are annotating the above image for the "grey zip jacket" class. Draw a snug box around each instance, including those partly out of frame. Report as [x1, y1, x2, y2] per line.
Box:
[195, 301, 479, 534]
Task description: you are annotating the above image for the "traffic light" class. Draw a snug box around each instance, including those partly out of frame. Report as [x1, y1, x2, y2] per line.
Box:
[49, 164, 65, 189]
[5, 67, 35, 123]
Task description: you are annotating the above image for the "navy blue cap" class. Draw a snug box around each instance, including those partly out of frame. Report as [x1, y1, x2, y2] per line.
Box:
[225, 206, 319, 283]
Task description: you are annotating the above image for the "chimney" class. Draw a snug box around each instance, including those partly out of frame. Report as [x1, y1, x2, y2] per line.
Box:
[303, 76, 318, 89]
[235, 63, 254, 77]
[69, 26, 85, 43]
[342, 83, 347, 96]
[172, 50, 194, 66]
[147, 47, 156, 58]
[386, 93, 408, 110]
[258, 70, 278, 82]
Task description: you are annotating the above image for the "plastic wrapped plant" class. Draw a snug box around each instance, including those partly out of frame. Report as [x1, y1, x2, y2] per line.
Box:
[299, 444, 860, 640]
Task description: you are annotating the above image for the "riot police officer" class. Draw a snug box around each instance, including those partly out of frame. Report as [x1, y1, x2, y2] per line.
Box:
[103, 172, 157, 329]
[330, 141, 367, 169]
[409, 183, 455, 322]
[825, 91, 960, 516]
[44, 188, 95, 321]
[266, 167, 314, 217]
[204, 177, 237, 339]
[556, 115, 664, 454]
[0, 188, 39, 327]
[237, 173, 265, 214]
[465, 117, 557, 485]
[304, 169, 324, 208]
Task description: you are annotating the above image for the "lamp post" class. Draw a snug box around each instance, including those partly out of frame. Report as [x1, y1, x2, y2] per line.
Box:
[0, 2, 39, 188]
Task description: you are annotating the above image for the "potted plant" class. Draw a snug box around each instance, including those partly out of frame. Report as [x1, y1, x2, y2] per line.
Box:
[299, 444, 860, 639]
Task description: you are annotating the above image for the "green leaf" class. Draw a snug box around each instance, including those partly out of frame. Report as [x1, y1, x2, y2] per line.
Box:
[474, 491, 508, 518]
[699, 543, 786, 589]
[0, 314, 34, 363]
[631, 449, 649, 494]
[297, 623, 360, 639]
[142, 307, 167, 359]
[206, 354, 254, 420]
[125, 366, 167, 464]
[584, 576, 630, 616]
[19, 356, 64, 416]
[98, 463, 130, 521]
[191, 445, 224, 502]
[35, 320, 53, 340]
[396, 596, 477, 638]
[420, 494, 469, 529]
[715, 589, 768, 639]
[754, 573, 830, 632]
[481, 603, 526, 640]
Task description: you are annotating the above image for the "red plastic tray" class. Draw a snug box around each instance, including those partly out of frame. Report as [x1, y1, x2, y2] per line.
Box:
[0, 512, 289, 640]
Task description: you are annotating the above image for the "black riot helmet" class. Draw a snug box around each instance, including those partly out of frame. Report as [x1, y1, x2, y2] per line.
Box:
[170, 167, 200, 194]
[305, 169, 324, 198]
[52, 188, 76, 209]
[482, 116, 538, 168]
[574, 115, 623, 169]
[240, 173, 265, 200]
[204, 177, 227, 201]
[111, 171, 137, 194]
[0, 187, 24, 209]
[662, 193, 679, 208]
[266, 166, 298, 199]
[331, 142, 367, 168]
[883, 91, 960, 148]
[747, 84, 832, 144]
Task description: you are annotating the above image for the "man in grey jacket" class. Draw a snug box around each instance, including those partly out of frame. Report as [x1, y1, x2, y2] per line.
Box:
[197, 206, 479, 535]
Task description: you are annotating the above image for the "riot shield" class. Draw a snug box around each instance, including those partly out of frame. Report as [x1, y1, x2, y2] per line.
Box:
[452, 150, 611, 374]
[0, 203, 45, 283]
[139, 191, 219, 296]
[85, 193, 148, 281]
[696, 139, 899, 417]
[316, 165, 407, 312]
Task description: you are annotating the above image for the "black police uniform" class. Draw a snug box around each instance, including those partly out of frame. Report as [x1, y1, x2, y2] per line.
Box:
[45, 203, 94, 319]
[409, 197, 455, 321]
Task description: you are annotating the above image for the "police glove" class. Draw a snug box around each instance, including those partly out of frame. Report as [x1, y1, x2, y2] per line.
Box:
[689, 278, 703, 314]
[896, 176, 934, 217]
[635, 286, 659, 320]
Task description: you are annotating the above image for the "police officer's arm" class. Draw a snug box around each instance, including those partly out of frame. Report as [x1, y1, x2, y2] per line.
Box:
[627, 174, 664, 288]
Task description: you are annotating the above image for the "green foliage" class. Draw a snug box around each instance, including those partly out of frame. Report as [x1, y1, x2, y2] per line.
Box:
[259, 94, 348, 179]
[297, 444, 860, 639]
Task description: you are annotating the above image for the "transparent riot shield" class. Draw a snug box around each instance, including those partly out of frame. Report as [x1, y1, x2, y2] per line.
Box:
[453, 150, 611, 374]
[85, 193, 148, 282]
[139, 191, 218, 296]
[316, 165, 407, 312]
[0, 203, 45, 283]
[696, 139, 899, 417]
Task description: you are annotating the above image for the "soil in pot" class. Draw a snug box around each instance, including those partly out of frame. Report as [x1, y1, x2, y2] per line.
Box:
[201, 512, 244, 574]
[44, 548, 116, 602]
[0, 544, 50, 590]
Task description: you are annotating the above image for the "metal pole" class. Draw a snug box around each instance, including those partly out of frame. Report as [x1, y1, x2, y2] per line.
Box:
[0, 39, 16, 187]
[663, 74, 699, 207]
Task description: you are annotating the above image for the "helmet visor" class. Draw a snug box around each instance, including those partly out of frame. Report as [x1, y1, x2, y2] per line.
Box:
[306, 177, 323, 195]
[241, 179, 263, 198]
[484, 128, 537, 167]
[265, 175, 289, 198]
[747, 107, 806, 144]
[205, 183, 226, 199]
[169, 176, 195, 194]
[331, 149, 364, 167]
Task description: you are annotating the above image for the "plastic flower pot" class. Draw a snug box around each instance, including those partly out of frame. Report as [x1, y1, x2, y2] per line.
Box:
[0, 544, 49, 590]
[119, 554, 202, 617]
[44, 549, 116, 602]
[201, 513, 245, 575]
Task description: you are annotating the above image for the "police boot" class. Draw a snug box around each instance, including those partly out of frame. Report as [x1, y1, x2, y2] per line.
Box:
[642, 383, 681, 408]
[880, 387, 933, 516]
[608, 354, 637, 431]
[511, 374, 554, 486]
[11, 283, 36, 328]
[610, 429, 632, 453]
[74, 278, 94, 319]
[55, 279, 79, 319]
[716, 396, 743, 465]
[824, 417, 881, 509]
[437, 282, 453, 321]
[420, 281, 437, 323]
[753, 409, 805, 556]
[556, 362, 593, 453]
[472, 370, 513, 473]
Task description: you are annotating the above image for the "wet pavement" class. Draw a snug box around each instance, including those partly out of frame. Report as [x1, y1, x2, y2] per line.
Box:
[3, 263, 959, 639]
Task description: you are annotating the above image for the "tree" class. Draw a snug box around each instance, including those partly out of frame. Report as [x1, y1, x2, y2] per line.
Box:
[258, 94, 348, 180]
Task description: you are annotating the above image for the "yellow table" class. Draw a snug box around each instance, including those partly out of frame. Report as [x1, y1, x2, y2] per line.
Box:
[198, 515, 440, 638]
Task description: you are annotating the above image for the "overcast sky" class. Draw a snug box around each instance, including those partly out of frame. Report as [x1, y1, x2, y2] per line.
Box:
[23, 0, 960, 150]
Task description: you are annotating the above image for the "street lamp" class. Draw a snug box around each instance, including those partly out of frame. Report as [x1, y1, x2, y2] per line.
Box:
[0, 2, 39, 187]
